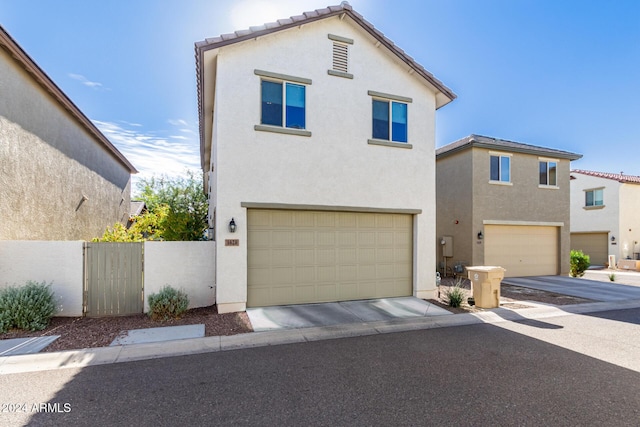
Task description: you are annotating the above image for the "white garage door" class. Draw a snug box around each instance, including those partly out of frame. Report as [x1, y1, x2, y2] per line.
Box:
[247, 209, 413, 307]
[571, 232, 608, 266]
[485, 225, 558, 277]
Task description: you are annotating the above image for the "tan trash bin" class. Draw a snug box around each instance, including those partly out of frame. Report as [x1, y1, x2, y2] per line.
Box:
[466, 266, 506, 309]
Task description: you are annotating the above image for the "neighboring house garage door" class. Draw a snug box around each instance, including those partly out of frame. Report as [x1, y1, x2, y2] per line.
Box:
[247, 209, 413, 307]
[484, 225, 558, 277]
[571, 232, 608, 266]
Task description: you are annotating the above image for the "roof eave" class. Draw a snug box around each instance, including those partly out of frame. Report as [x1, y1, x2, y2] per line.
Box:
[0, 25, 137, 174]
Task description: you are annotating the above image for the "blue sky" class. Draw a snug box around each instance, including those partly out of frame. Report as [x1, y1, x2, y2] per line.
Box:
[2, 0, 639, 188]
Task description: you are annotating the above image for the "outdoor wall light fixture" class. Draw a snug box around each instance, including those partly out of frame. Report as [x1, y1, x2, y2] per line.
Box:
[477, 231, 483, 240]
[611, 236, 616, 243]
[229, 218, 237, 233]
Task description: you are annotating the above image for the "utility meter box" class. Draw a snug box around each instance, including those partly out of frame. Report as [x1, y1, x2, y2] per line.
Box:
[466, 266, 506, 309]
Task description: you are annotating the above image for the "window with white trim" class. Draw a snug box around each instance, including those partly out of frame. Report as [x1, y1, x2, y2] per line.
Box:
[490, 154, 511, 183]
[585, 188, 604, 207]
[539, 160, 557, 186]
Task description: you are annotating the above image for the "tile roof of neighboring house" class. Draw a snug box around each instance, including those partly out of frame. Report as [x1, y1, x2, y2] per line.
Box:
[436, 134, 582, 161]
[195, 1, 457, 166]
[571, 169, 640, 184]
[0, 25, 137, 173]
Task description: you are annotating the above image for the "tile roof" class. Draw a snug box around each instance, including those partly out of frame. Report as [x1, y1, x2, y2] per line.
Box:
[436, 134, 582, 161]
[0, 25, 137, 173]
[571, 169, 640, 184]
[195, 2, 457, 166]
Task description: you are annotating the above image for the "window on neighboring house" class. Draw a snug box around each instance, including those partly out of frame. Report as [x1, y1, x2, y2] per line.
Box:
[490, 154, 511, 183]
[261, 80, 306, 129]
[539, 160, 557, 186]
[372, 99, 408, 143]
[585, 188, 604, 207]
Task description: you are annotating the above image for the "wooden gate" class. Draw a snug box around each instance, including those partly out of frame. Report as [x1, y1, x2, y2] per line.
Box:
[84, 242, 143, 317]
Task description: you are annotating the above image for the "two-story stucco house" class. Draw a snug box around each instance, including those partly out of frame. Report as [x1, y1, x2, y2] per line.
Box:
[0, 25, 137, 241]
[436, 135, 581, 278]
[570, 170, 640, 266]
[196, 3, 456, 313]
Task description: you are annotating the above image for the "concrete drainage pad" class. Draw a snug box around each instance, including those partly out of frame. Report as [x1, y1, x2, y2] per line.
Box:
[110, 324, 205, 346]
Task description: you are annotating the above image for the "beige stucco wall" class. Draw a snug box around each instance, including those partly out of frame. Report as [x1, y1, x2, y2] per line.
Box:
[435, 149, 473, 269]
[0, 47, 131, 241]
[437, 147, 573, 275]
[619, 184, 640, 259]
[209, 17, 440, 311]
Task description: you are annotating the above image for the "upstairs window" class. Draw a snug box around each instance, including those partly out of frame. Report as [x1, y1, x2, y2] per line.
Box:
[490, 154, 511, 183]
[585, 188, 604, 207]
[372, 99, 408, 143]
[261, 80, 306, 129]
[539, 160, 557, 186]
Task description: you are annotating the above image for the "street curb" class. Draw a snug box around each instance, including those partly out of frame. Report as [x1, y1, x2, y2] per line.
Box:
[2, 299, 640, 375]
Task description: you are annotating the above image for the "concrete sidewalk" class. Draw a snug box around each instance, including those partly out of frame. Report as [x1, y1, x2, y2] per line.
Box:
[2, 298, 640, 375]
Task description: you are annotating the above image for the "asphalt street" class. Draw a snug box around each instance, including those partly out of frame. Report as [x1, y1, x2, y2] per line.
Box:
[1, 308, 639, 426]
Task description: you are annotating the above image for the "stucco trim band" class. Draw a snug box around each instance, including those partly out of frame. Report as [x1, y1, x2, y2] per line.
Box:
[328, 34, 354, 44]
[328, 70, 354, 79]
[241, 202, 422, 215]
[483, 220, 565, 227]
[367, 139, 413, 149]
[254, 69, 312, 85]
[254, 125, 312, 137]
[367, 90, 413, 103]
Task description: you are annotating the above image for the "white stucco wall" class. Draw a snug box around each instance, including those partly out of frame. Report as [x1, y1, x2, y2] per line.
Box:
[0, 241, 84, 316]
[570, 173, 619, 259]
[618, 183, 640, 259]
[209, 17, 440, 311]
[143, 241, 216, 313]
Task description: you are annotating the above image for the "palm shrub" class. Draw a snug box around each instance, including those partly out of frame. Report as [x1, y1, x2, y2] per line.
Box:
[0, 281, 56, 333]
[570, 250, 590, 277]
[148, 286, 189, 321]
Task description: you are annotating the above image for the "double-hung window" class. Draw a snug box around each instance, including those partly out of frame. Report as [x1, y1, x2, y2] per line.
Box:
[255, 69, 311, 136]
[539, 160, 557, 186]
[585, 188, 604, 207]
[368, 91, 412, 146]
[490, 154, 511, 183]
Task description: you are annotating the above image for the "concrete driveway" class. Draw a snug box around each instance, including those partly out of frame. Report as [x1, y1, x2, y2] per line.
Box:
[502, 275, 640, 302]
[247, 297, 452, 331]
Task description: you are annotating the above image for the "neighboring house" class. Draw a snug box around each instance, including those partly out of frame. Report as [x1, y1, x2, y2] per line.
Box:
[436, 135, 581, 278]
[0, 25, 136, 241]
[127, 200, 148, 228]
[195, 3, 456, 313]
[570, 170, 640, 266]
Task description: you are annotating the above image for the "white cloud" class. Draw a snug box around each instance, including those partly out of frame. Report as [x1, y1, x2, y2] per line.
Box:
[168, 119, 189, 127]
[69, 73, 108, 90]
[93, 120, 201, 191]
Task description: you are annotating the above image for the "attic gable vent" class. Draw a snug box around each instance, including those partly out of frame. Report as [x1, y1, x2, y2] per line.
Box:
[327, 34, 354, 79]
[333, 42, 349, 73]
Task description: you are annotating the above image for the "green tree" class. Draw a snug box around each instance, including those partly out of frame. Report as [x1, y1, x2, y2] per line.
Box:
[136, 170, 208, 241]
[93, 205, 169, 242]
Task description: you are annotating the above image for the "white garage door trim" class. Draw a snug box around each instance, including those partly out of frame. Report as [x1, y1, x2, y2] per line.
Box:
[247, 208, 414, 307]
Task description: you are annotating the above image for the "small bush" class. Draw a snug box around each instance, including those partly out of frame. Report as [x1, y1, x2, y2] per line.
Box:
[0, 281, 56, 333]
[570, 250, 590, 277]
[148, 286, 189, 321]
[609, 273, 616, 282]
[445, 279, 466, 308]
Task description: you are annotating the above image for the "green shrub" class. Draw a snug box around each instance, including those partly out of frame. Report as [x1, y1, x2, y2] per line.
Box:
[445, 279, 466, 308]
[570, 250, 590, 277]
[0, 281, 56, 333]
[609, 273, 616, 282]
[148, 285, 189, 321]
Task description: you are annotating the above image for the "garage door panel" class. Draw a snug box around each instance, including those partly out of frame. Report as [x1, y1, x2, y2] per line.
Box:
[485, 225, 557, 277]
[248, 209, 412, 307]
[571, 233, 608, 266]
